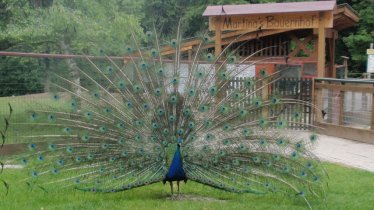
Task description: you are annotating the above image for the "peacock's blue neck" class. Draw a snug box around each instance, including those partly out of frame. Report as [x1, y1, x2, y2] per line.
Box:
[164, 145, 187, 181]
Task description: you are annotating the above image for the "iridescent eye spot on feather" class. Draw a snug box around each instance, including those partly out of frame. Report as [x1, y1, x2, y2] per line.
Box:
[183, 108, 192, 117]
[142, 103, 150, 110]
[188, 121, 195, 129]
[126, 101, 133, 108]
[47, 114, 56, 122]
[150, 48, 158, 57]
[87, 154, 94, 161]
[208, 86, 217, 96]
[84, 111, 93, 119]
[63, 127, 72, 134]
[103, 107, 112, 114]
[37, 155, 44, 162]
[139, 61, 148, 70]
[48, 143, 56, 151]
[117, 80, 126, 89]
[75, 156, 82, 163]
[206, 53, 214, 62]
[125, 45, 133, 53]
[31, 171, 38, 177]
[118, 137, 125, 145]
[157, 68, 165, 77]
[171, 77, 179, 85]
[242, 128, 251, 137]
[152, 122, 159, 129]
[223, 139, 231, 145]
[291, 151, 299, 159]
[154, 88, 162, 96]
[222, 123, 232, 132]
[66, 147, 73, 153]
[117, 122, 125, 129]
[57, 159, 65, 166]
[105, 66, 114, 75]
[93, 91, 101, 99]
[309, 133, 318, 142]
[195, 70, 206, 79]
[101, 143, 109, 150]
[99, 126, 107, 133]
[21, 158, 28, 165]
[30, 112, 38, 121]
[169, 95, 178, 104]
[188, 88, 196, 97]
[170, 39, 178, 48]
[28, 143, 36, 151]
[205, 133, 215, 141]
[244, 78, 254, 88]
[239, 108, 248, 117]
[177, 129, 184, 135]
[81, 134, 90, 142]
[132, 84, 142, 93]
[259, 69, 267, 77]
[168, 115, 176, 122]
[134, 134, 143, 142]
[51, 93, 60, 101]
[276, 138, 287, 146]
[228, 55, 236, 64]
[51, 168, 59, 175]
[199, 104, 209, 112]
[219, 105, 229, 114]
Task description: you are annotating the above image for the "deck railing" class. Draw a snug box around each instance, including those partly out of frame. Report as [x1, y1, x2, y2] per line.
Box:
[314, 78, 374, 143]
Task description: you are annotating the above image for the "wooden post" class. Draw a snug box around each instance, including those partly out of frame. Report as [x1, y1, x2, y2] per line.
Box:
[372, 84, 374, 130]
[317, 12, 326, 78]
[261, 79, 269, 119]
[214, 17, 225, 101]
[214, 16, 222, 57]
[338, 90, 345, 125]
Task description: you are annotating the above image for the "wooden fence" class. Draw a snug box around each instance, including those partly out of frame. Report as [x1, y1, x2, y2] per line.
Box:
[228, 77, 313, 129]
[314, 78, 374, 144]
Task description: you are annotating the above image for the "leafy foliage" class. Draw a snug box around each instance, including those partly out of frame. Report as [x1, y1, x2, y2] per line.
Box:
[340, 0, 374, 72]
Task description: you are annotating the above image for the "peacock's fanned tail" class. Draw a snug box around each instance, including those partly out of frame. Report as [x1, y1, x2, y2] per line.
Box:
[10, 28, 326, 206]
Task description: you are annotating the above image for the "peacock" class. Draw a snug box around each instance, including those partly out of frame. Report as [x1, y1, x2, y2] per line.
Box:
[2, 28, 326, 208]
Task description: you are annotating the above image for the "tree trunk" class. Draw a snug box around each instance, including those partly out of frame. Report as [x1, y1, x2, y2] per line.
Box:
[60, 40, 82, 108]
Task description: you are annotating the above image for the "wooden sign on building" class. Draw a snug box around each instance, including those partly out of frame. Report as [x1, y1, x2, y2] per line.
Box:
[203, 1, 359, 78]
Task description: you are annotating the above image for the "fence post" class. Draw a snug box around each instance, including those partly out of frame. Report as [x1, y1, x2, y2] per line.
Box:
[372, 84, 374, 130]
[339, 89, 345, 125]
[261, 78, 269, 119]
[314, 80, 323, 123]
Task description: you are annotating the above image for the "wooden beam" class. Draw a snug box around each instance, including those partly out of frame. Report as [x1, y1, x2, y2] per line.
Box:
[214, 16, 222, 57]
[315, 83, 374, 93]
[316, 122, 374, 144]
[317, 12, 326, 77]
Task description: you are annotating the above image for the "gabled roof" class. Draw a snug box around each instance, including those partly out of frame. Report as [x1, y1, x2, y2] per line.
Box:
[203, 1, 337, 16]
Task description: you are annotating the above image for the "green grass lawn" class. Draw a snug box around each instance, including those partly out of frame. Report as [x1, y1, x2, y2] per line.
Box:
[0, 163, 373, 210]
[0, 93, 70, 144]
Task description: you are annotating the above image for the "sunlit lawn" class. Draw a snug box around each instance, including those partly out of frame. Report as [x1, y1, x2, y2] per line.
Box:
[0, 164, 373, 210]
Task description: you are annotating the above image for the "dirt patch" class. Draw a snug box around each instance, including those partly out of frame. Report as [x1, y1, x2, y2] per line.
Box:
[166, 194, 227, 202]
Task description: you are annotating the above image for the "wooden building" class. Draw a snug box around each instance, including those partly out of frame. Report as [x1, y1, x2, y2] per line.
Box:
[203, 1, 359, 78]
[162, 1, 359, 79]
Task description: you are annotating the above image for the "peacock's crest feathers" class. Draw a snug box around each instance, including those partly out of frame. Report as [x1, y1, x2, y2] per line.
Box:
[4, 27, 327, 208]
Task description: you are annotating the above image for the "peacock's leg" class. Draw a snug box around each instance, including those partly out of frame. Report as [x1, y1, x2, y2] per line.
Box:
[177, 181, 180, 195]
[169, 181, 174, 197]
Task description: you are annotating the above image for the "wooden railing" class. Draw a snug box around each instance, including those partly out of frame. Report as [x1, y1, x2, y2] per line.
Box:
[314, 78, 374, 144]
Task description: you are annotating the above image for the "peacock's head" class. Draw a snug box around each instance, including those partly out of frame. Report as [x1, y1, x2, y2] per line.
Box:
[177, 134, 184, 147]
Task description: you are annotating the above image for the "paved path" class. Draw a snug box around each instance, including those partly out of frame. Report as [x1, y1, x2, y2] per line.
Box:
[311, 133, 374, 172]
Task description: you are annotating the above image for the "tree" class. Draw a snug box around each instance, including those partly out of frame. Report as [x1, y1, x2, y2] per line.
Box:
[338, 0, 374, 73]
[0, 0, 144, 96]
